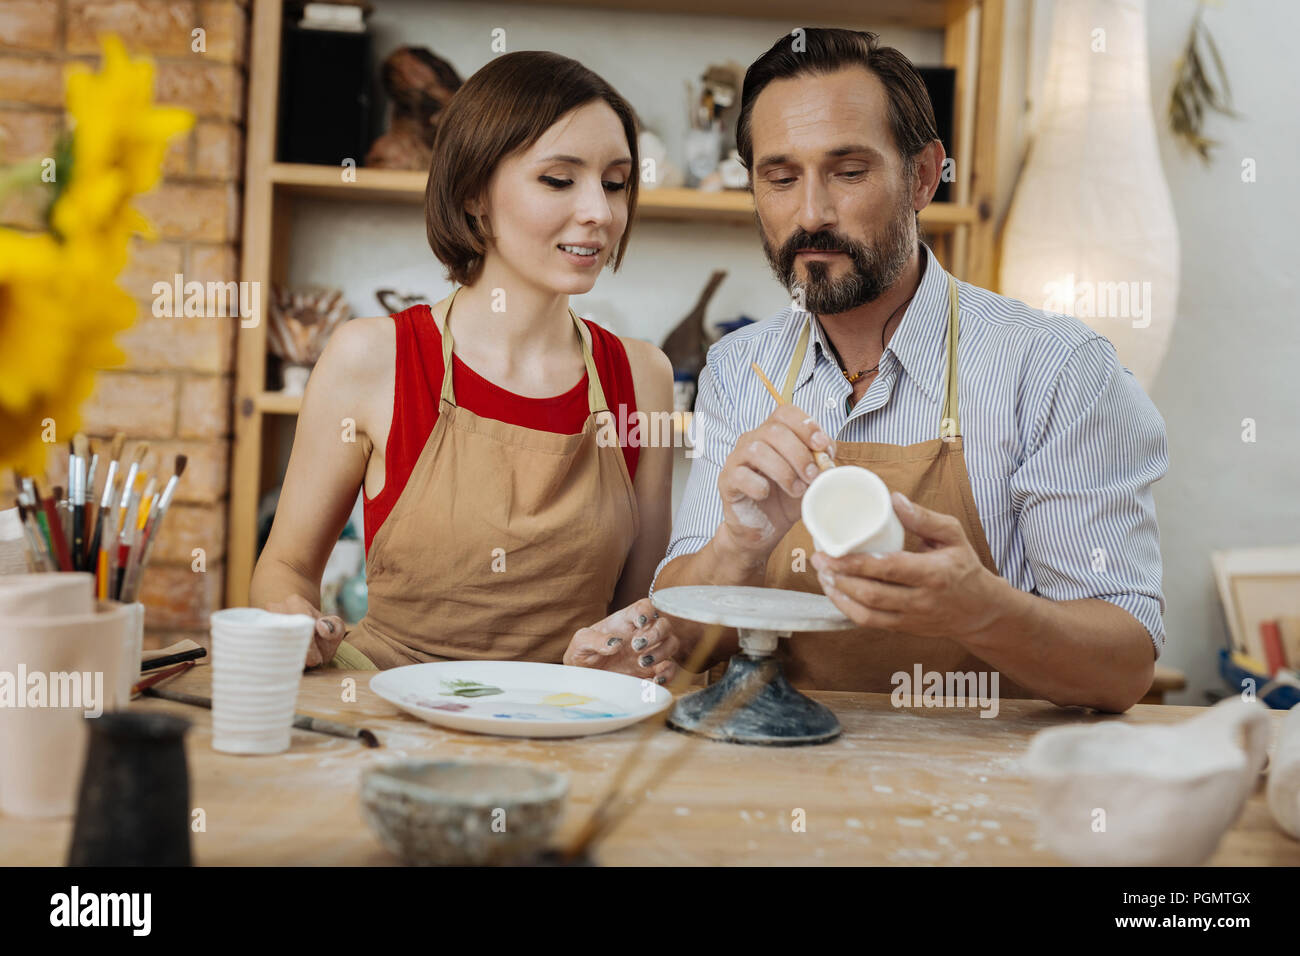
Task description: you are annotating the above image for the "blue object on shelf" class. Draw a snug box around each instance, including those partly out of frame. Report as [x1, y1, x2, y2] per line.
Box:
[1217, 648, 1300, 710]
[714, 315, 756, 337]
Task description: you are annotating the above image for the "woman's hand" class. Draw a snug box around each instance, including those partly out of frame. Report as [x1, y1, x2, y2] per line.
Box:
[563, 598, 680, 685]
[265, 594, 348, 669]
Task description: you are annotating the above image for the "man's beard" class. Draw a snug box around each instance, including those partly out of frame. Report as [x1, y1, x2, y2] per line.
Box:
[761, 191, 915, 315]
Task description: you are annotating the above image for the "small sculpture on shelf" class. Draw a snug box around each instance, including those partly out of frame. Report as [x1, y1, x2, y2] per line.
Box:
[268, 286, 353, 395]
[685, 62, 744, 190]
[365, 46, 463, 171]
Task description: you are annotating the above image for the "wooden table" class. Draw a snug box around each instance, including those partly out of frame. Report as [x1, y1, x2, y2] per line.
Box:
[2, 668, 1295, 866]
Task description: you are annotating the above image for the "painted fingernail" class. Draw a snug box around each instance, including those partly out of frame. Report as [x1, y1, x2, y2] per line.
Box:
[632, 636, 648, 651]
[655, 676, 667, 686]
[637, 614, 648, 627]
[321, 619, 336, 635]
[606, 636, 622, 647]
[639, 654, 654, 667]
[653, 611, 660, 619]
[805, 463, 819, 479]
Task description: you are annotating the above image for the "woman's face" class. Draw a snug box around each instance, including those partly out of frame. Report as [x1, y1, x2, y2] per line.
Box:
[475, 101, 632, 296]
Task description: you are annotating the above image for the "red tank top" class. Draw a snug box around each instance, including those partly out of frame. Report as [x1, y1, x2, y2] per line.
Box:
[363, 304, 639, 554]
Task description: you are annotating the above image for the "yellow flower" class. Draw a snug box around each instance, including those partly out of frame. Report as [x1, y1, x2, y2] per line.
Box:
[51, 35, 192, 248]
[0, 36, 191, 476]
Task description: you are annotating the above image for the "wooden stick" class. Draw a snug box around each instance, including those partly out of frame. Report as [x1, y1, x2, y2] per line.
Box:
[140, 647, 207, 672]
[750, 362, 835, 471]
[143, 686, 380, 747]
[130, 661, 194, 698]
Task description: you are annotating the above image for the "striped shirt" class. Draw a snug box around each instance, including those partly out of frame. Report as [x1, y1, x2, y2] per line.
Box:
[654, 242, 1168, 656]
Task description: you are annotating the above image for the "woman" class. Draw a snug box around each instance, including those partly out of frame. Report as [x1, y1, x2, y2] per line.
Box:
[250, 52, 679, 684]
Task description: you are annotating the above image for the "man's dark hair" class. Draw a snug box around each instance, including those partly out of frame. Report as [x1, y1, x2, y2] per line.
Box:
[736, 28, 939, 178]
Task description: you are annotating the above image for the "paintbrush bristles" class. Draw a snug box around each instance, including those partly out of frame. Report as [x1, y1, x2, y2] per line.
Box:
[173, 453, 187, 477]
[109, 433, 125, 461]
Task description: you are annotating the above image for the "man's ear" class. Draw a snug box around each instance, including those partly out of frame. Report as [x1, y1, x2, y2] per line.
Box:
[910, 139, 946, 211]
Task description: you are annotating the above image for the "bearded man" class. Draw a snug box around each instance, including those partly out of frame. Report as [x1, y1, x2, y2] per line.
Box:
[653, 28, 1168, 712]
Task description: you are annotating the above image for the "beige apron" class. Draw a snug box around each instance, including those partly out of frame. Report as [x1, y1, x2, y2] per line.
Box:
[342, 288, 639, 669]
[764, 276, 1027, 697]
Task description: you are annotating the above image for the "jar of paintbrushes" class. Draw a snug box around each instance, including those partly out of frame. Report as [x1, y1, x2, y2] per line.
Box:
[7, 432, 186, 602]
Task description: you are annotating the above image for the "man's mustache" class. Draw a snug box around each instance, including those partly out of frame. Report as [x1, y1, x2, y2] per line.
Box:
[778, 229, 864, 266]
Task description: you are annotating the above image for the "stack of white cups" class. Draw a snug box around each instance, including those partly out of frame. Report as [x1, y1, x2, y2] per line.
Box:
[209, 608, 314, 755]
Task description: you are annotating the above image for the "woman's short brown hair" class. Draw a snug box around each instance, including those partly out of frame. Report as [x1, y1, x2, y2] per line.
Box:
[425, 51, 641, 286]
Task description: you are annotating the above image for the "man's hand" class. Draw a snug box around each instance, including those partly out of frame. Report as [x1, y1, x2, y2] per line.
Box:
[716, 404, 836, 564]
[811, 491, 1005, 644]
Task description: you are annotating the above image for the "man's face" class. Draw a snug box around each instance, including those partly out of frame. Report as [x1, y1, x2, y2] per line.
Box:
[749, 66, 918, 315]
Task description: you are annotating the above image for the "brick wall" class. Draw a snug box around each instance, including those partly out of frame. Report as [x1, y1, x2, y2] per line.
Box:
[0, 0, 249, 649]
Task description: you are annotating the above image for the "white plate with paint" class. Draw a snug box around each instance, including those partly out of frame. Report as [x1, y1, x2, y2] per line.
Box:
[369, 661, 673, 738]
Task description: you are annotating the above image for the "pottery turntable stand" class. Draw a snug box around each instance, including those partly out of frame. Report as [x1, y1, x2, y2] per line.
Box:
[651, 586, 855, 746]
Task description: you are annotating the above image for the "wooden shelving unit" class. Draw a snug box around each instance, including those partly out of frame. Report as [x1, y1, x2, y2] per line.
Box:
[269, 161, 979, 228]
[228, 0, 1006, 607]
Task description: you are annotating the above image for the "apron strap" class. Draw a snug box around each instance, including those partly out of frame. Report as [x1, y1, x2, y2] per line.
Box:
[437, 286, 462, 404]
[437, 287, 607, 414]
[780, 316, 812, 404]
[941, 275, 960, 438]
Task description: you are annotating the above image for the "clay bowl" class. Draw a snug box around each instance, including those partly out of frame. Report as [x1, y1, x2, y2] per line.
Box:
[361, 760, 568, 866]
[1022, 698, 1270, 866]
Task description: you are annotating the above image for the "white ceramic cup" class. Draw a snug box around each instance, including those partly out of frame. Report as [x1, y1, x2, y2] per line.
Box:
[800, 465, 904, 558]
[210, 608, 314, 755]
[0, 600, 130, 817]
[0, 572, 94, 618]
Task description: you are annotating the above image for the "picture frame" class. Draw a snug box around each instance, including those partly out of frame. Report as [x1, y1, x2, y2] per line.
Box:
[1211, 546, 1300, 660]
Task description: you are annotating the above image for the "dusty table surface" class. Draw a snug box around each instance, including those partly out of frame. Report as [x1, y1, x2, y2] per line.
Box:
[2, 668, 1295, 866]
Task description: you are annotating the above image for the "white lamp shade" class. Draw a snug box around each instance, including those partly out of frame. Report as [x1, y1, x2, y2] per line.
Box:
[1000, 0, 1179, 391]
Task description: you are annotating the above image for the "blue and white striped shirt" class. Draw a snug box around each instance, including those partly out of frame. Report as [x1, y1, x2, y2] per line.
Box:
[654, 243, 1168, 656]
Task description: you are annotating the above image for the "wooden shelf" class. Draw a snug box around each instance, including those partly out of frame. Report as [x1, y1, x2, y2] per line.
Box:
[269, 162, 974, 230]
[502, 0, 968, 29]
[255, 390, 303, 415]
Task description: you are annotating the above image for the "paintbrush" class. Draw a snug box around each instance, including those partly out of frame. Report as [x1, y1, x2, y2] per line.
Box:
[142, 686, 380, 747]
[71, 434, 89, 571]
[57, 453, 74, 562]
[87, 433, 125, 597]
[22, 478, 55, 564]
[130, 661, 194, 698]
[140, 646, 207, 672]
[121, 454, 186, 603]
[41, 482, 73, 572]
[751, 362, 835, 472]
[112, 472, 147, 601]
[13, 499, 42, 572]
[11, 472, 54, 571]
[112, 444, 149, 544]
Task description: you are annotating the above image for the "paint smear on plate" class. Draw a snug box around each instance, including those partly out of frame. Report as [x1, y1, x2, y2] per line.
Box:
[541, 692, 596, 707]
[440, 679, 503, 698]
